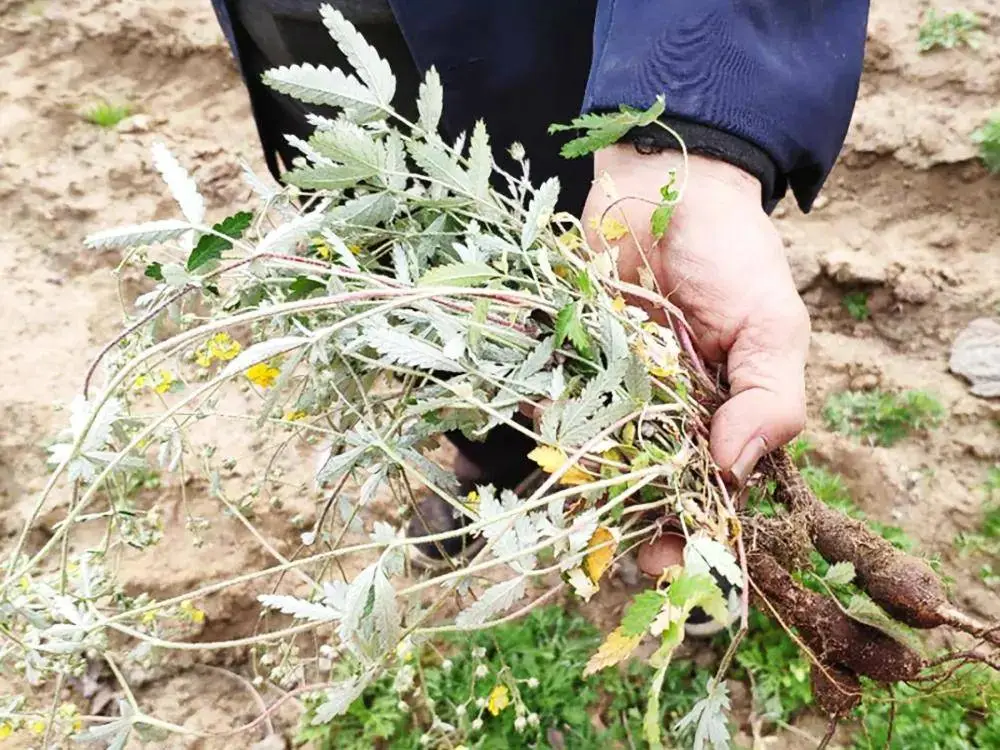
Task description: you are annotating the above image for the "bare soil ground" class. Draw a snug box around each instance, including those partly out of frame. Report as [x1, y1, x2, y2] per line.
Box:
[1, 0, 998, 747]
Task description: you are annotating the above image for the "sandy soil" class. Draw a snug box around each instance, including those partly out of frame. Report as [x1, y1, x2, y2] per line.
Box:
[1, 0, 998, 747]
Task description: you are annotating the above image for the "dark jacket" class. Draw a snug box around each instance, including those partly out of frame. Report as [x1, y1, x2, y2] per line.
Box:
[211, 0, 869, 212]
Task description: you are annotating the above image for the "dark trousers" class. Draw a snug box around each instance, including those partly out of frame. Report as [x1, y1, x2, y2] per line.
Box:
[230, 0, 542, 489]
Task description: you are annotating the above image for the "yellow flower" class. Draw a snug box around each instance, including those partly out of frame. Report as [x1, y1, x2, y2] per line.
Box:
[0, 723, 12, 740]
[284, 409, 307, 422]
[208, 332, 242, 361]
[29, 719, 46, 735]
[611, 296, 627, 313]
[312, 238, 332, 259]
[486, 684, 510, 716]
[348, 244, 363, 255]
[556, 230, 582, 251]
[246, 362, 280, 389]
[132, 374, 149, 390]
[154, 370, 175, 394]
[141, 609, 158, 626]
[179, 599, 206, 624]
[465, 489, 479, 509]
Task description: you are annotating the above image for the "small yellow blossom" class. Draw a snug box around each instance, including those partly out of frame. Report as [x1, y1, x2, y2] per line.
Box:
[312, 238, 332, 259]
[246, 362, 280, 389]
[132, 373, 149, 390]
[29, 719, 46, 735]
[486, 684, 510, 716]
[179, 599, 206, 625]
[154, 370, 175, 394]
[348, 244, 363, 255]
[208, 332, 241, 361]
[284, 409, 307, 422]
[141, 609, 158, 626]
[0, 723, 13, 739]
[611, 296, 627, 313]
[465, 489, 479, 509]
[556, 230, 583, 251]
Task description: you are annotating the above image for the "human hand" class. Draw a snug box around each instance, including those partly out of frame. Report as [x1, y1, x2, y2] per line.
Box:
[582, 145, 810, 576]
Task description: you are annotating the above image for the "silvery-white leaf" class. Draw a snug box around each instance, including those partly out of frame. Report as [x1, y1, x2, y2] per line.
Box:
[567, 510, 599, 554]
[516, 337, 555, 380]
[535, 244, 561, 287]
[624, 354, 652, 402]
[520, 177, 559, 250]
[468, 119, 492, 199]
[151, 141, 205, 224]
[157, 431, 183, 472]
[824, 561, 856, 586]
[392, 242, 411, 284]
[684, 533, 743, 590]
[241, 160, 277, 202]
[408, 139, 470, 195]
[160, 262, 193, 288]
[310, 120, 385, 174]
[358, 464, 387, 507]
[674, 678, 731, 750]
[323, 580, 350, 614]
[417, 66, 443, 134]
[319, 6, 396, 106]
[257, 210, 325, 255]
[317, 444, 366, 486]
[384, 131, 407, 190]
[221, 336, 310, 379]
[263, 63, 381, 122]
[364, 325, 463, 372]
[455, 575, 527, 627]
[548, 365, 566, 401]
[599, 310, 629, 363]
[373, 521, 404, 576]
[330, 191, 397, 228]
[84, 219, 193, 251]
[285, 133, 336, 167]
[443, 336, 465, 360]
[371, 564, 400, 649]
[257, 594, 343, 622]
[311, 673, 372, 725]
[285, 163, 375, 190]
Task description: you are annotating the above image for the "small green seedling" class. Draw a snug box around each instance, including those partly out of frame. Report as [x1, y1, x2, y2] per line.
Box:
[918, 9, 982, 52]
[842, 290, 870, 321]
[972, 115, 1000, 174]
[823, 388, 944, 447]
[82, 99, 133, 128]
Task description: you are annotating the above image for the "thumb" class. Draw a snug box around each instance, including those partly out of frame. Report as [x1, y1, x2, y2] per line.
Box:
[709, 301, 810, 485]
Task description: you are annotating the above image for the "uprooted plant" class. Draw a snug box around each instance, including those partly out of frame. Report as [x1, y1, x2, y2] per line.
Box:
[2, 6, 999, 748]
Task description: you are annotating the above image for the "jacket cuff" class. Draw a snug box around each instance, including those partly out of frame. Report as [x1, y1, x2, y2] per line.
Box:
[621, 118, 784, 214]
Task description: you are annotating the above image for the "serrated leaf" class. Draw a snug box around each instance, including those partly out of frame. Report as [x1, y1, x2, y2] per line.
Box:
[684, 533, 743, 590]
[553, 301, 593, 357]
[527, 445, 593, 486]
[263, 63, 381, 122]
[151, 141, 205, 224]
[364, 325, 463, 372]
[311, 674, 372, 725]
[468, 120, 492, 198]
[520, 176, 560, 249]
[385, 131, 407, 190]
[620, 590, 667, 637]
[548, 97, 667, 158]
[584, 626, 642, 676]
[144, 262, 163, 281]
[285, 163, 377, 190]
[84, 219, 193, 250]
[330, 192, 397, 229]
[650, 203, 674, 240]
[310, 121, 384, 174]
[824, 561, 857, 586]
[845, 593, 924, 652]
[186, 211, 253, 271]
[674, 678, 731, 750]
[408, 139, 470, 194]
[455, 576, 527, 627]
[666, 571, 729, 625]
[417, 66, 443, 134]
[257, 210, 325, 255]
[417, 262, 499, 287]
[257, 594, 343, 622]
[319, 5, 395, 106]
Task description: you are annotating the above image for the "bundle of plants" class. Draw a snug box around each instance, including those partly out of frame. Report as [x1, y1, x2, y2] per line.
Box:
[3, 7, 997, 748]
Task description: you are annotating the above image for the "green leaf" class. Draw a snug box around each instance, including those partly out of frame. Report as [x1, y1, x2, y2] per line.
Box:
[845, 594, 924, 653]
[548, 96, 666, 158]
[620, 590, 667, 637]
[144, 262, 163, 281]
[824, 561, 856, 586]
[650, 203, 674, 240]
[667, 571, 729, 625]
[553, 302, 593, 358]
[417, 262, 499, 287]
[575, 269, 594, 297]
[186, 211, 253, 271]
[288, 276, 325, 300]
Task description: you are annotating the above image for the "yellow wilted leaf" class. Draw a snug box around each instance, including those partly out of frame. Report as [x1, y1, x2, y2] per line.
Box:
[611, 295, 627, 313]
[583, 626, 641, 676]
[590, 215, 629, 242]
[584, 526, 617, 583]
[527, 446, 593, 485]
[487, 684, 510, 716]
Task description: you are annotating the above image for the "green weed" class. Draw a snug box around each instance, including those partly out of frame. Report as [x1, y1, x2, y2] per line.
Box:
[843, 291, 871, 321]
[82, 99, 133, 128]
[298, 606, 709, 749]
[955, 466, 1000, 557]
[973, 115, 1000, 174]
[918, 9, 982, 52]
[823, 389, 944, 447]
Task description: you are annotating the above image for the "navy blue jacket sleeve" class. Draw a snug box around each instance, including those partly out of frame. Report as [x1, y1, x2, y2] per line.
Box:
[582, 0, 870, 211]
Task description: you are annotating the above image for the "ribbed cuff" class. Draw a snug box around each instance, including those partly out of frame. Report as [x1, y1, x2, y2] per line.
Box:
[621, 118, 784, 213]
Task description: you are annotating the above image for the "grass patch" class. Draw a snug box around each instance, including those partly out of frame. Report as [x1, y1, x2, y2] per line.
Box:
[81, 99, 133, 128]
[918, 9, 982, 52]
[823, 389, 944, 447]
[973, 114, 1000, 174]
[298, 605, 710, 749]
[955, 466, 1000, 559]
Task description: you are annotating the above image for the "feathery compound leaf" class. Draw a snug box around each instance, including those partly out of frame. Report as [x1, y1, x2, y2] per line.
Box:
[521, 176, 560, 249]
[263, 63, 381, 121]
[417, 262, 499, 287]
[309, 121, 385, 173]
[468, 120, 492, 198]
[257, 594, 343, 622]
[364, 325, 464, 372]
[548, 96, 666, 158]
[84, 219, 193, 250]
[408, 139, 470, 194]
[186, 211, 253, 271]
[674, 678, 731, 750]
[455, 576, 527, 627]
[417, 66, 443, 134]
[319, 5, 395, 106]
[151, 141, 205, 224]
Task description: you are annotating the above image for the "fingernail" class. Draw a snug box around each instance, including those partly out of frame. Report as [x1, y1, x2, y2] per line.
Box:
[730, 436, 768, 487]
